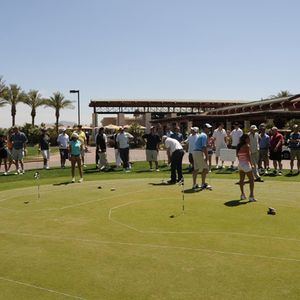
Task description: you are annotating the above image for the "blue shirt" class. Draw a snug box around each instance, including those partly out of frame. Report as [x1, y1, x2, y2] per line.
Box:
[70, 140, 81, 156]
[289, 132, 300, 149]
[11, 132, 27, 150]
[259, 133, 270, 149]
[194, 132, 208, 151]
[170, 132, 183, 142]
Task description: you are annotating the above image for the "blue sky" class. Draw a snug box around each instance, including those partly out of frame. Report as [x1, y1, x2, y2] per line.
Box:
[1, 0, 299, 127]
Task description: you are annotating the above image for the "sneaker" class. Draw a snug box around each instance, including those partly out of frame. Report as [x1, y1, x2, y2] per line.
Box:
[240, 194, 247, 200]
[201, 183, 212, 190]
[46, 166, 50, 170]
[78, 178, 83, 183]
[149, 168, 154, 171]
[167, 180, 176, 185]
[249, 197, 257, 202]
[289, 170, 293, 174]
[83, 164, 87, 168]
[264, 170, 268, 175]
[125, 169, 131, 173]
[72, 178, 75, 183]
[156, 169, 160, 172]
[255, 177, 264, 182]
[192, 184, 199, 190]
[273, 170, 277, 175]
[3, 172, 8, 176]
[278, 171, 282, 176]
[216, 165, 220, 169]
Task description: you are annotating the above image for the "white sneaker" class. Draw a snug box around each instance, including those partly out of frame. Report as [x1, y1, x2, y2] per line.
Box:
[78, 178, 83, 183]
[240, 194, 247, 200]
[3, 172, 7, 176]
[249, 197, 257, 202]
[156, 169, 160, 172]
[46, 166, 50, 170]
[72, 178, 75, 183]
[192, 184, 199, 190]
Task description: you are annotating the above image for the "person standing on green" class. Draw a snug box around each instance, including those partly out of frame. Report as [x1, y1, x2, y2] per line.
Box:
[69, 133, 83, 183]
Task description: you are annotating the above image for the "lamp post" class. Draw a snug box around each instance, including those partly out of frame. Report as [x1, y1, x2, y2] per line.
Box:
[70, 90, 80, 125]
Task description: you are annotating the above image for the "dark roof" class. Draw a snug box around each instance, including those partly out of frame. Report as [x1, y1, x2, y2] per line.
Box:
[207, 95, 300, 115]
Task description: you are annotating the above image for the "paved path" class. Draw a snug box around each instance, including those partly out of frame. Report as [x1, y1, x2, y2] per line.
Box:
[22, 147, 291, 171]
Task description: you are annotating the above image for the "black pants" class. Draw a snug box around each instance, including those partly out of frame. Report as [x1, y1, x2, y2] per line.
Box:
[170, 149, 184, 183]
[119, 148, 130, 169]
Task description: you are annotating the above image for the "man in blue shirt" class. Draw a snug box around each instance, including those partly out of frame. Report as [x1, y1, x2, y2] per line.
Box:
[192, 123, 212, 190]
[171, 127, 183, 142]
[289, 124, 300, 174]
[11, 127, 28, 175]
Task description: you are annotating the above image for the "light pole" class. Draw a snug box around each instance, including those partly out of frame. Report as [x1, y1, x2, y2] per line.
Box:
[70, 90, 80, 125]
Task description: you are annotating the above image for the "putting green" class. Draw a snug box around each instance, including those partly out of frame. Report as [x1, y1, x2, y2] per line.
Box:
[0, 178, 299, 300]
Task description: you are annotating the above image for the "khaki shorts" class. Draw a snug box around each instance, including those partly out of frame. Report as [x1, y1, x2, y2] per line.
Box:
[192, 151, 208, 172]
[250, 152, 259, 165]
[259, 149, 269, 161]
[12, 148, 24, 160]
[146, 149, 158, 162]
[291, 149, 300, 160]
[215, 145, 227, 157]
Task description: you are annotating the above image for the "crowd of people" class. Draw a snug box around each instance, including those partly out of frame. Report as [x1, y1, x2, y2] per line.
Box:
[0, 122, 299, 199]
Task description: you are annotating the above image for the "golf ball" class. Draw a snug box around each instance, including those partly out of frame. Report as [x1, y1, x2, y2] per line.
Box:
[111, 188, 116, 191]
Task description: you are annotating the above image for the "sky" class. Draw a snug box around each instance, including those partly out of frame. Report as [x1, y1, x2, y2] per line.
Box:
[1, 0, 299, 128]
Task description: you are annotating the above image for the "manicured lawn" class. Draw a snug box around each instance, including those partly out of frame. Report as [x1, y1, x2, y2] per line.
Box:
[0, 163, 299, 299]
[24, 146, 59, 161]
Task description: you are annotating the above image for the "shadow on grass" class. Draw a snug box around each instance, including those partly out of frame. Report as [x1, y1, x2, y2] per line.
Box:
[184, 188, 201, 193]
[53, 181, 73, 186]
[224, 199, 249, 207]
[285, 172, 299, 177]
[148, 181, 179, 186]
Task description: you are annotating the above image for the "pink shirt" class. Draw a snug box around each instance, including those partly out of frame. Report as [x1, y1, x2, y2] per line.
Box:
[238, 146, 250, 163]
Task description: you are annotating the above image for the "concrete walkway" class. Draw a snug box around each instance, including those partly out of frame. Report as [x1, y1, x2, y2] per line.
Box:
[22, 146, 291, 171]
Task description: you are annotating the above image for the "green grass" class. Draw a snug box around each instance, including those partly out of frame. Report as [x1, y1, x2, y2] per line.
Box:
[24, 146, 59, 161]
[0, 164, 299, 299]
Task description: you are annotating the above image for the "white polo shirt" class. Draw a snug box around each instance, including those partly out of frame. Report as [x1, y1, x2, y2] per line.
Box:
[213, 128, 227, 148]
[249, 132, 259, 153]
[57, 133, 69, 149]
[165, 137, 183, 154]
[230, 128, 243, 147]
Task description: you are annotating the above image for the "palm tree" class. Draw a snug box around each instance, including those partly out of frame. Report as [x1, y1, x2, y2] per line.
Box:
[3, 84, 26, 126]
[0, 76, 8, 107]
[270, 90, 293, 99]
[23, 90, 46, 126]
[44, 92, 74, 132]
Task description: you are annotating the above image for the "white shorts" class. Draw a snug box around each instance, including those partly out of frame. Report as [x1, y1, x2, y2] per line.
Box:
[41, 150, 50, 160]
[238, 162, 252, 173]
[192, 151, 208, 172]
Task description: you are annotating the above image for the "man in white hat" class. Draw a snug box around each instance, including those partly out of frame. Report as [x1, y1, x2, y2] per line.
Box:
[57, 128, 69, 168]
[212, 123, 227, 169]
[184, 127, 199, 172]
[192, 123, 212, 190]
[248, 125, 263, 182]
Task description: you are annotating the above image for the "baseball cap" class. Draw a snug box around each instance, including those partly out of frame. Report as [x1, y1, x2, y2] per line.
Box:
[71, 132, 79, 139]
[250, 125, 258, 130]
[162, 135, 168, 142]
[204, 123, 212, 129]
[191, 127, 199, 132]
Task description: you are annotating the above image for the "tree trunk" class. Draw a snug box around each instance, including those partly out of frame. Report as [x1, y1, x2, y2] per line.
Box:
[31, 109, 36, 126]
[11, 104, 16, 127]
[56, 109, 60, 134]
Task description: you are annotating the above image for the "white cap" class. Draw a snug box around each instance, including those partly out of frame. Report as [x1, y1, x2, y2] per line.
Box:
[250, 125, 258, 130]
[204, 123, 212, 129]
[191, 127, 199, 132]
[71, 132, 79, 139]
[162, 135, 168, 142]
